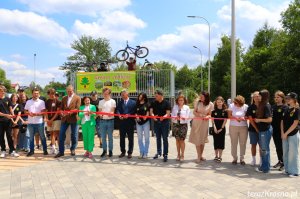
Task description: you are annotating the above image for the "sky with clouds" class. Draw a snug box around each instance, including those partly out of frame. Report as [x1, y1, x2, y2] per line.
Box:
[0, 0, 292, 87]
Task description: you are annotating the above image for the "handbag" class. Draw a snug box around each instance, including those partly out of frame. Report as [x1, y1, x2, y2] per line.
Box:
[209, 126, 214, 135]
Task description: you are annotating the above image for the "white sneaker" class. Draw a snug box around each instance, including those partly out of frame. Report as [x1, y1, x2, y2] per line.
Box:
[255, 168, 263, 173]
[143, 154, 148, 159]
[50, 146, 56, 154]
[138, 154, 143, 159]
[0, 151, 5, 158]
[11, 151, 19, 157]
[250, 159, 256, 166]
[259, 158, 262, 166]
[289, 174, 299, 178]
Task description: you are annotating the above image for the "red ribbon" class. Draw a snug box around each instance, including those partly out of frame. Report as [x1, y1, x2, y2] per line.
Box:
[12, 110, 250, 121]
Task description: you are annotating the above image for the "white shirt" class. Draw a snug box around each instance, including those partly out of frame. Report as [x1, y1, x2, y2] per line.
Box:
[228, 103, 248, 126]
[171, 104, 191, 124]
[67, 94, 74, 107]
[81, 105, 90, 124]
[98, 98, 116, 119]
[25, 98, 45, 124]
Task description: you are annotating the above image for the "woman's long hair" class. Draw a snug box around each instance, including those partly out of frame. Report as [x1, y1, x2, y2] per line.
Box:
[214, 96, 227, 110]
[137, 92, 148, 105]
[256, 89, 270, 118]
[199, 91, 210, 106]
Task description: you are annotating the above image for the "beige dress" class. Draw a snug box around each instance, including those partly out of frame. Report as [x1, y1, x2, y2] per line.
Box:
[189, 101, 214, 146]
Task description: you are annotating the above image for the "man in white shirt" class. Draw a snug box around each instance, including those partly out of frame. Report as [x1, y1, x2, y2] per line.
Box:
[24, 88, 48, 156]
[98, 88, 116, 158]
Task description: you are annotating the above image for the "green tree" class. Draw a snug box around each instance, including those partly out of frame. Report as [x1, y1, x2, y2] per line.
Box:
[80, 77, 90, 88]
[279, 0, 300, 94]
[0, 68, 12, 92]
[175, 65, 194, 89]
[241, 24, 280, 98]
[60, 35, 112, 83]
[44, 81, 67, 92]
[210, 35, 243, 100]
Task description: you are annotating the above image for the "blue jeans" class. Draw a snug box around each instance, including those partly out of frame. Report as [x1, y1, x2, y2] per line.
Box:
[136, 121, 150, 155]
[249, 131, 259, 145]
[59, 122, 78, 154]
[258, 126, 273, 172]
[154, 120, 169, 156]
[100, 119, 114, 152]
[18, 129, 29, 150]
[96, 120, 101, 137]
[28, 123, 47, 153]
[282, 133, 299, 175]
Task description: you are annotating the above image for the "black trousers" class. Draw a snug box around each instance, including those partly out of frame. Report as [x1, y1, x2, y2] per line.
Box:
[119, 120, 134, 154]
[0, 121, 15, 153]
[272, 127, 283, 162]
[212, 128, 226, 150]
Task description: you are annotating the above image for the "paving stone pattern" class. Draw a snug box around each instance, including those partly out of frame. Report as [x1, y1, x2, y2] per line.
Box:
[0, 129, 299, 199]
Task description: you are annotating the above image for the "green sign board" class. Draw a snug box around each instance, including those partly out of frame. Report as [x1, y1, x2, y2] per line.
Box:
[76, 71, 136, 93]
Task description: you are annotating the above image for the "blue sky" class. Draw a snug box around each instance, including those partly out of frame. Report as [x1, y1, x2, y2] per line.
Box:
[0, 0, 292, 86]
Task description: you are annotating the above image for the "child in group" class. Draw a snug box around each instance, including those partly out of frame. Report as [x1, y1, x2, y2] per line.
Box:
[211, 96, 228, 162]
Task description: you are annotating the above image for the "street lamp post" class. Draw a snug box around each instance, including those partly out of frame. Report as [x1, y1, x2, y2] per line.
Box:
[231, 0, 236, 100]
[187, 16, 211, 94]
[193, 46, 203, 91]
[34, 53, 36, 85]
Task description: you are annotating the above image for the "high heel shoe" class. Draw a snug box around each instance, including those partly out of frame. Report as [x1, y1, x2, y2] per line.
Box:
[180, 155, 184, 161]
[153, 153, 161, 159]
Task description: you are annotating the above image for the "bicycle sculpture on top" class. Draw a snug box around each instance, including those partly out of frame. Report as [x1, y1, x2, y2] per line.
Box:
[116, 41, 149, 61]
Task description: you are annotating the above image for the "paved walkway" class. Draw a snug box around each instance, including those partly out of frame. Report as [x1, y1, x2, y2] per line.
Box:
[0, 130, 299, 199]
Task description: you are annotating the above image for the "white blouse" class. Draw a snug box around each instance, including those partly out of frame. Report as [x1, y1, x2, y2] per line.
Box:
[171, 104, 191, 124]
[81, 105, 91, 124]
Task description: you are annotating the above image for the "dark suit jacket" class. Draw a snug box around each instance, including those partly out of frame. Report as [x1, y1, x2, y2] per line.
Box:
[61, 94, 81, 123]
[116, 98, 136, 125]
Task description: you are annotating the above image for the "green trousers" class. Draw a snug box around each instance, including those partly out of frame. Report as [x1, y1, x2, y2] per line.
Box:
[81, 121, 95, 152]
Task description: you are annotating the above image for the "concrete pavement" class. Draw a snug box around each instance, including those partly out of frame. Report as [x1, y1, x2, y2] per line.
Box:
[0, 130, 299, 199]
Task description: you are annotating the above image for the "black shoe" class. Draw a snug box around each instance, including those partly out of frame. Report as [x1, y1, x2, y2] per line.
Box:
[71, 150, 75, 156]
[108, 151, 113, 157]
[43, 151, 48, 155]
[100, 151, 107, 158]
[163, 155, 168, 162]
[26, 151, 34, 157]
[119, 153, 125, 158]
[54, 153, 64, 158]
[153, 153, 161, 159]
[279, 163, 285, 171]
[128, 154, 132, 159]
[273, 161, 282, 168]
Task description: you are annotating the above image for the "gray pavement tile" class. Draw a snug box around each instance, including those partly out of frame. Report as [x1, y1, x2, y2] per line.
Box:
[1, 132, 300, 199]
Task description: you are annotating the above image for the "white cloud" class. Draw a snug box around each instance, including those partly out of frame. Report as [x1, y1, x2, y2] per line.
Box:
[18, 0, 131, 16]
[141, 0, 290, 68]
[142, 24, 218, 67]
[10, 54, 26, 62]
[217, 0, 288, 28]
[0, 9, 71, 47]
[0, 59, 65, 87]
[216, 0, 290, 46]
[72, 11, 146, 42]
[0, 59, 26, 70]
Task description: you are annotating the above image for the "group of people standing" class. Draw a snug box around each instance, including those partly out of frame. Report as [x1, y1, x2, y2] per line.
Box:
[188, 90, 299, 178]
[0, 85, 299, 177]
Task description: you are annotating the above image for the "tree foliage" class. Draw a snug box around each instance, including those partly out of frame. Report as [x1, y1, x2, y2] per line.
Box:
[0, 68, 12, 92]
[210, 35, 243, 100]
[60, 35, 112, 83]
